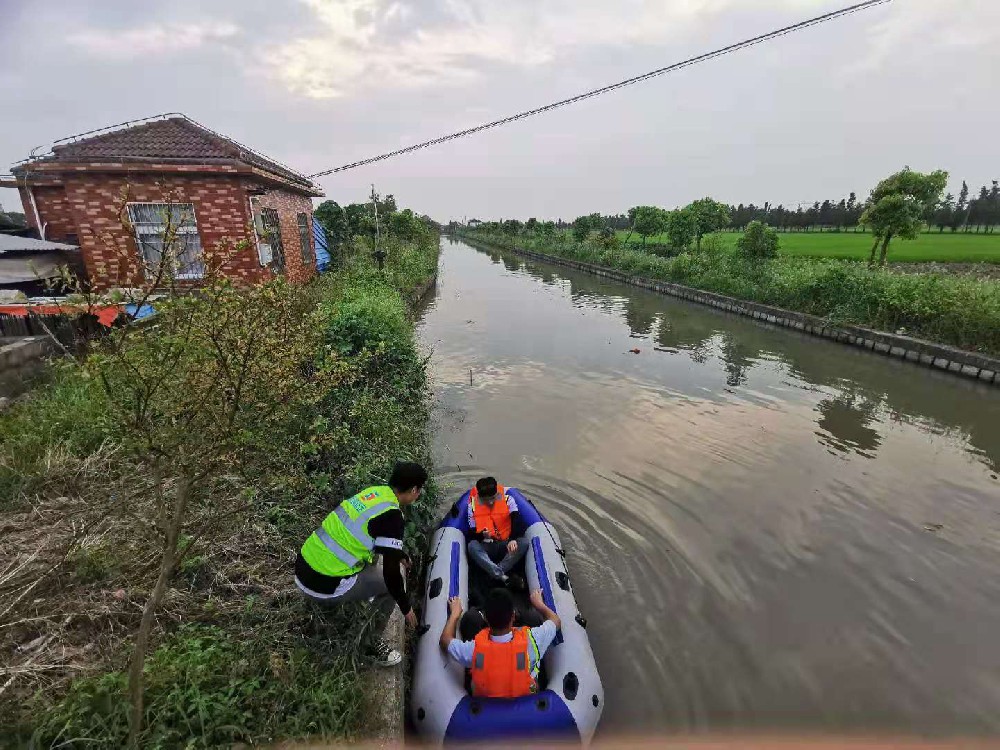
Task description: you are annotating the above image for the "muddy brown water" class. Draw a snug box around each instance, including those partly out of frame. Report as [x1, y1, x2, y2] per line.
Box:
[415, 237, 1000, 736]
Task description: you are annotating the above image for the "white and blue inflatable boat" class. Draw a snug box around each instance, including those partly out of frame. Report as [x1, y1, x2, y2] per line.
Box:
[411, 487, 603, 745]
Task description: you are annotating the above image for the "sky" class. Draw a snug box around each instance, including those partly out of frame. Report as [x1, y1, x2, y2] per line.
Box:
[1, 0, 998, 222]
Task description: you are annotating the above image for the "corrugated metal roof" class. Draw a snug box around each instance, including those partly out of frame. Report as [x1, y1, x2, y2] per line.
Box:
[0, 234, 79, 254]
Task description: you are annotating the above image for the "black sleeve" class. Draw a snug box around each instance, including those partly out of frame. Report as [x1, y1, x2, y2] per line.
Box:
[508, 510, 524, 539]
[369, 510, 410, 615]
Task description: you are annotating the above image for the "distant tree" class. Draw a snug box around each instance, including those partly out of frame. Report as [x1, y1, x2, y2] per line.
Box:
[990, 181, 1000, 233]
[819, 200, 834, 229]
[968, 186, 988, 232]
[666, 208, 697, 250]
[631, 206, 666, 246]
[688, 198, 731, 251]
[737, 220, 780, 260]
[525, 217, 538, 233]
[834, 198, 847, 231]
[861, 167, 948, 265]
[952, 181, 970, 232]
[572, 215, 592, 242]
[540, 220, 556, 237]
[846, 192, 860, 229]
[388, 208, 423, 241]
[933, 193, 954, 233]
[0, 210, 27, 229]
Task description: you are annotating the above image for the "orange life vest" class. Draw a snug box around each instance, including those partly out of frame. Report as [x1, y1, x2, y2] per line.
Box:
[470, 627, 539, 698]
[469, 484, 511, 541]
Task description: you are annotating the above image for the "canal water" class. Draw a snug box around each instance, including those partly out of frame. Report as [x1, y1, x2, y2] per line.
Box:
[415, 237, 1000, 736]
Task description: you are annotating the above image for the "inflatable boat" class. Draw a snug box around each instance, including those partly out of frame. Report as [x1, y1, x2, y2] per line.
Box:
[411, 487, 603, 745]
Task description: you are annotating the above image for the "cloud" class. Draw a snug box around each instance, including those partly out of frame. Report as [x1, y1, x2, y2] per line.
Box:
[68, 21, 240, 60]
[846, 0, 1000, 76]
[265, 0, 830, 99]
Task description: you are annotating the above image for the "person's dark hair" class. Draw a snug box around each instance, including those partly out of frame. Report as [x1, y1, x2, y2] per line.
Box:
[483, 588, 515, 630]
[389, 461, 428, 493]
[476, 476, 498, 497]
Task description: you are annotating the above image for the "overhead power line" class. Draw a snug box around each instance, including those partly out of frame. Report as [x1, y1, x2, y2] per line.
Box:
[309, 0, 891, 178]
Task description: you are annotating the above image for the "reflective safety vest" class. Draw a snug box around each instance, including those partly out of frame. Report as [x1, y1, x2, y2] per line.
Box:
[300, 486, 400, 578]
[470, 627, 540, 698]
[469, 484, 511, 541]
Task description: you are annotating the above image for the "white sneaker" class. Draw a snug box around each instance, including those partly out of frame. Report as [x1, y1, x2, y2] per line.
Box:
[371, 638, 402, 668]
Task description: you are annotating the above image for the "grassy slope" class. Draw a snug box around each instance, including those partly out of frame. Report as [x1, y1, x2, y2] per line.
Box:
[617, 230, 1000, 263]
[0, 237, 440, 748]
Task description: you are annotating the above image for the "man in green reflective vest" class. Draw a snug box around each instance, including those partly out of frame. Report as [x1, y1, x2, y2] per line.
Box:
[295, 461, 428, 667]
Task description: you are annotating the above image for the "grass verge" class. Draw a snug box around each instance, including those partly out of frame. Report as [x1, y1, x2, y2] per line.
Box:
[616, 229, 1000, 263]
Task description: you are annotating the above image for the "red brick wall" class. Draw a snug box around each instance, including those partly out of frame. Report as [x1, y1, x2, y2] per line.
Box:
[254, 189, 316, 285]
[18, 186, 77, 241]
[16, 170, 316, 290]
[56, 173, 267, 290]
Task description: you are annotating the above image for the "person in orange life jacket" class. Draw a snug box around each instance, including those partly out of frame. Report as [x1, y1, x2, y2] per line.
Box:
[440, 587, 561, 698]
[466, 476, 528, 588]
[295, 461, 427, 667]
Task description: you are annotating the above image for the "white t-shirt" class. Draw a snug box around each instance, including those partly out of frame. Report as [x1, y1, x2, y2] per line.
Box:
[447, 620, 558, 677]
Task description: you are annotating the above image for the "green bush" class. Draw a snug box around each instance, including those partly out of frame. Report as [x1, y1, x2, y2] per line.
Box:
[737, 221, 779, 260]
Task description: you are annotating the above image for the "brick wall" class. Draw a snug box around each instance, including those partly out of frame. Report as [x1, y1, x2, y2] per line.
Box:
[16, 170, 316, 290]
[18, 186, 77, 241]
[57, 172, 266, 290]
[254, 189, 316, 285]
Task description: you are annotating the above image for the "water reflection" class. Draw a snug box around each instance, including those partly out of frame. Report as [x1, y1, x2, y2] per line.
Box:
[815, 393, 883, 457]
[490, 245, 1000, 472]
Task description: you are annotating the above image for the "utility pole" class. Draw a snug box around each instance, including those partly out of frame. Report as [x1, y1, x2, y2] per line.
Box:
[371, 184, 385, 270]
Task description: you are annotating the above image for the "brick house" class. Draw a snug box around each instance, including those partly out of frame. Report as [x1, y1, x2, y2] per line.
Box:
[2, 115, 324, 290]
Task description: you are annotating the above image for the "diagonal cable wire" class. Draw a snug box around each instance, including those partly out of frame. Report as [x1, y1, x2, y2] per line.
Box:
[309, 0, 892, 178]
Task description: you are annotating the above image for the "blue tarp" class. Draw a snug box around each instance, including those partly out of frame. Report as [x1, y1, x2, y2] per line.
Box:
[312, 217, 330, 272]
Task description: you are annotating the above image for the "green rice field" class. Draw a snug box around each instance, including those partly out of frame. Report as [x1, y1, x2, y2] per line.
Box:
[619, 230, 1000, 263]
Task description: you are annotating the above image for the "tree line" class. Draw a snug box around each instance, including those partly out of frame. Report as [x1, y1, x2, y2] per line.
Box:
[727, 179, 999, 234]
[461, 167, 960, 266]
[461, 176, 999, 238]
[314, 194, 439, 248]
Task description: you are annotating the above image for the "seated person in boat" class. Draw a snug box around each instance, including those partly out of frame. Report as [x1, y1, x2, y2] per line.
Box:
[466, 476, 527, 588]
[440, 588, 561, 698]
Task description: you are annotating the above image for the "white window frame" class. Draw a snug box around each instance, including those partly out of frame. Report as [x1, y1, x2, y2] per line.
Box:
[126, 202, 204, 280]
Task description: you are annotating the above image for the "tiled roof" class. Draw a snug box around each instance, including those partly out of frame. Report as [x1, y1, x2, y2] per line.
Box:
[18, 117, 318, 192]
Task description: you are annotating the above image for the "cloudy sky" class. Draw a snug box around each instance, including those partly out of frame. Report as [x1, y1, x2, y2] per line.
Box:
[1, 0, 997, 222]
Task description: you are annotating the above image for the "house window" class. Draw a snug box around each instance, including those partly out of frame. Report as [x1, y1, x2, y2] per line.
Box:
[254, 205, 285, 273]
[297, 212, 313, 265]
[127, 203, 204, 280]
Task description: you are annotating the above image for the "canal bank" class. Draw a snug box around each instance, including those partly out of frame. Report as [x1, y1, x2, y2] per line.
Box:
[459, 235, 1000, 386]
[417, 237, 1000, 735]
[0, 238, 441, 747]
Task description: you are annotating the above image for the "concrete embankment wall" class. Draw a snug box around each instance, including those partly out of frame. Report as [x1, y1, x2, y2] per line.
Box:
[464, 237, 1000, 387]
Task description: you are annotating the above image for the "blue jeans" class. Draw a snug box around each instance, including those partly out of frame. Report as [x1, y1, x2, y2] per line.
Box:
[468, 538, 528, 581]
